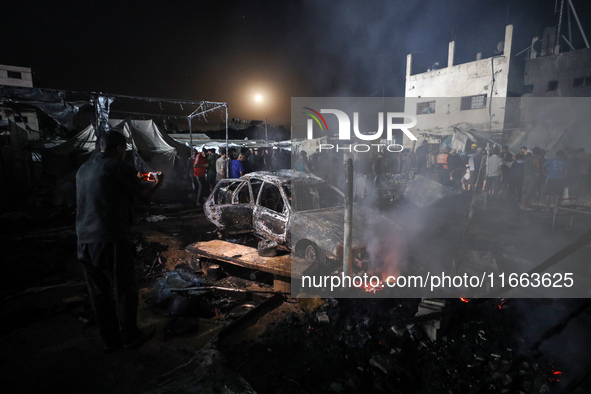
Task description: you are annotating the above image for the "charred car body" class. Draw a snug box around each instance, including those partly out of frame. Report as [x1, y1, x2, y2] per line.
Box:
[204, 170, 394, 269]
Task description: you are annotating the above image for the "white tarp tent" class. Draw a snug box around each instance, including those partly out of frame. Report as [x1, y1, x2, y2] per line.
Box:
[47, 119, 192, 179]
[109, 119, 190, 177]
[49, 124, 98, 156]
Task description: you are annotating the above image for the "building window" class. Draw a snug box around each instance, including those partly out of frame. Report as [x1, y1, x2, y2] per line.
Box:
[416, 101, 436, 115]
[14, 116, 28, 123]
[460, 94, 487, 110]
[523, 84, 534, 94]
[547, 80, 558, 91]
[573, 76, 591, 87]
[7, 70, 22, 79]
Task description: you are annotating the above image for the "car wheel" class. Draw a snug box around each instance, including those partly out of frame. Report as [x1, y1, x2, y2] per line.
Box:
[301, 241, 327, 267]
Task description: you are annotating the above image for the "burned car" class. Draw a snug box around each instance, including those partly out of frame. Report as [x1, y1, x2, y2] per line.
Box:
[204, 170, 397, 269]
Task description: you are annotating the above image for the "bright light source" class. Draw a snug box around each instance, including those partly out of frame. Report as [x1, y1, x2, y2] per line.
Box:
[254, 94, 263, 102]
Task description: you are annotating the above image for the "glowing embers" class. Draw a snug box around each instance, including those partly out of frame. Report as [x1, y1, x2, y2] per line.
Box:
[362, 278, 383, 293]
[549, 366, 562, 383]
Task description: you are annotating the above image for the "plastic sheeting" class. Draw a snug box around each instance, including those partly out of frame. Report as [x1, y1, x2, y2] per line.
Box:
[49, 125, 97, 156]
[109, 119, 191, 177]
[46, 119, 190, 179]
[94, 96, 113, 134]
[0, 85, 89, 130]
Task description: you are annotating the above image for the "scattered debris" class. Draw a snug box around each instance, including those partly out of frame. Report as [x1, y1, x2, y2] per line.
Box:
[414, 298, 447, 341]
[316, 311, 330, 324]
[146, 214, 168, 223]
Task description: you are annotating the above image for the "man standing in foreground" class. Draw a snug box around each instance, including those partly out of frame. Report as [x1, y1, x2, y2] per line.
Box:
[76, 131, 164, 352]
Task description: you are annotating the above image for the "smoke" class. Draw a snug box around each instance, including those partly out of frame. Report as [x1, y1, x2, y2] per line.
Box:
[363, 209, 408, 279]
[517, 97, 591, 155]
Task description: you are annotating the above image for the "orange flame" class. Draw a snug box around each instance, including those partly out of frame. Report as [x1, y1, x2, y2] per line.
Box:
[140, 172, 156, 182]
[460, 298, 470, 303]
[363, 280, 383, 293]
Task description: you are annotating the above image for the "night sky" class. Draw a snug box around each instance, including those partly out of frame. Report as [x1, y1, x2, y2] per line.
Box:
[2, 0, 590, 127]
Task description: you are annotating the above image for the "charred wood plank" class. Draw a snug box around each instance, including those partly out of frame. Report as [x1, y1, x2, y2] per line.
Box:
[186, 240, 296, 277]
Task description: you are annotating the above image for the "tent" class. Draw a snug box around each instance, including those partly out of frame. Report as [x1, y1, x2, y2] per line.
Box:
[50, 124, 98, 156]
[44, 119, 193, 179]
[109, 119, 191, 179]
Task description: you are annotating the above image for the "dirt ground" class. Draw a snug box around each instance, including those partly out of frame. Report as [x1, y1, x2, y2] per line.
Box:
[1, 190, 591, 393]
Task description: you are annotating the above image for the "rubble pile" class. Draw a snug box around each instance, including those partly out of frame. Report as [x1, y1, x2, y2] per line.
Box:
[222, 298, 564, 393]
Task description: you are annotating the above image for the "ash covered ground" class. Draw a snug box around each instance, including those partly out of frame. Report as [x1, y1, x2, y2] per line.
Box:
[1, 190, 590, 393]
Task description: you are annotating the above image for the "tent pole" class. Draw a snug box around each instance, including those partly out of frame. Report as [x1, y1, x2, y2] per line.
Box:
[189, 116, 193, 148]
[225, 106, 229, 178]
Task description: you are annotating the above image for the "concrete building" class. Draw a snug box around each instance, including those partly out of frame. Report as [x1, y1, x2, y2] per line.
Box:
[0, 64, 33, 87]
[404, 25, 522, 148]
[0, 64, 40, 138]
[517, 26, 591, 151]
[522, 27, 591, 98]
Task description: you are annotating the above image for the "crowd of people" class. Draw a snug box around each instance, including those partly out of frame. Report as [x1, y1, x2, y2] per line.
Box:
[187, 141, 591, 211]
[413, 141, 591, 211]
[189, 146, 292, 206]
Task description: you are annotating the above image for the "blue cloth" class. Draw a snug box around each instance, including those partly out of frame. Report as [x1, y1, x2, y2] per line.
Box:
[544, 158, 568, 179]
[231, 159, 244, 178]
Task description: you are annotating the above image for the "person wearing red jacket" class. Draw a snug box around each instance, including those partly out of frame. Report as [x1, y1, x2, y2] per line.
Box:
[193, 147, 209, 206]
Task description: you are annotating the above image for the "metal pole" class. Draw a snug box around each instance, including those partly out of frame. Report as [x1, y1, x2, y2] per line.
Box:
[568, 0, 590, 48]
[556, 0, 565, 53]
[483, 143, 490, 211]
[225, 106, 230, 178]
[343, 157, 354, 277]
[265, 118, 268, 141]
[189, 116, 193, 148]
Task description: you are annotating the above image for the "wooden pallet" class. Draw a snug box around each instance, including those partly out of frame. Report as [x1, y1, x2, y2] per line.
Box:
[185, 240, 314, 293]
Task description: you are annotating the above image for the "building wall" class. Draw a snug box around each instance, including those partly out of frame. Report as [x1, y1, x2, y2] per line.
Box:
[523, 47, 591, 97]
[0, 108, 40, 138]
[0, 64, 33, 88]
[0, 64, 39, 136]
[404, 25, 518, 139]
[520, 48, 591, 146]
